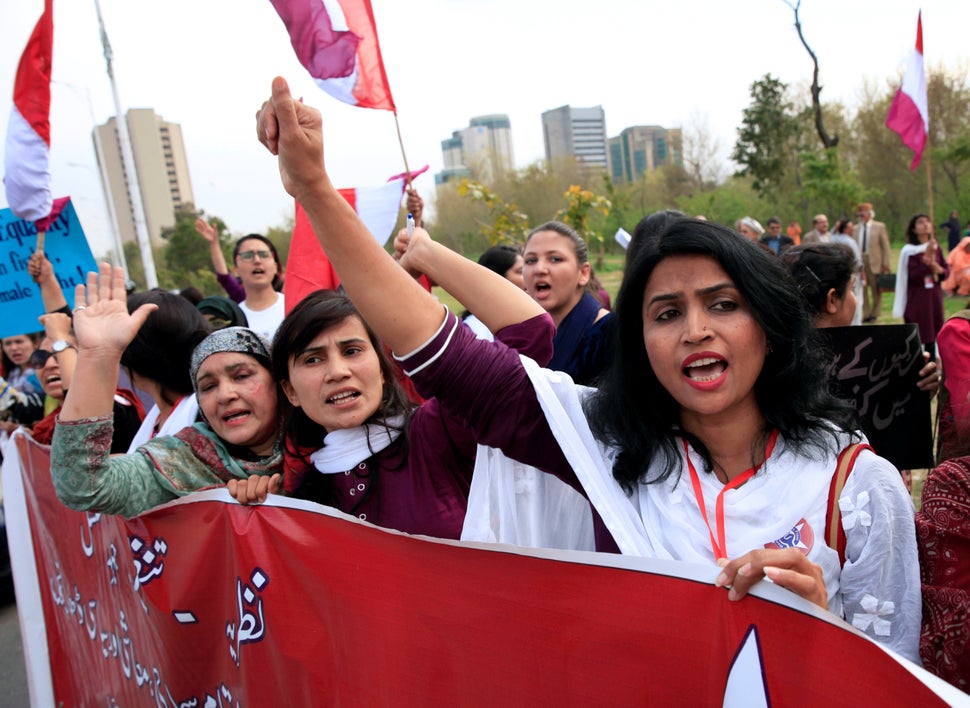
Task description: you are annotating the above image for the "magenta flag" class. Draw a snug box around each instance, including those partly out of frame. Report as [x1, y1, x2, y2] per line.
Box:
[269, 0, 396, 111]
[886, 12, 929, 171]
[4, 0, 54, 223]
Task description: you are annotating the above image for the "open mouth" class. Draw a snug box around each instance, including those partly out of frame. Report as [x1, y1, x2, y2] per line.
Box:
[327, 390, 361, 405]
[44, 374, 61, 386]
[222, 410, 251, 424]
[683, 356, 727, 382]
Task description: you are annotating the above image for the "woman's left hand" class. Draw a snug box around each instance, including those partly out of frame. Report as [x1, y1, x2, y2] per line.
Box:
[227, 473, 281, 504]
[715, 548, 828, 610]
[916, 352, 941, 394]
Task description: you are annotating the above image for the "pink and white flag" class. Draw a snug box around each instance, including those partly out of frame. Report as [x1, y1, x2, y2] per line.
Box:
[283, 165, 429, 311]
[4, 0, 54, 222]
[886, 12, 928, 171]
[269, 0, 396, 111]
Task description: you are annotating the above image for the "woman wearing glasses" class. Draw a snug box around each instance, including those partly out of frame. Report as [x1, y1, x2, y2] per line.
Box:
[195, 219, 287, 340]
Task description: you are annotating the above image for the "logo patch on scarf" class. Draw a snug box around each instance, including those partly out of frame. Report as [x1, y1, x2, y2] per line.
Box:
[764, 518, 814, 555]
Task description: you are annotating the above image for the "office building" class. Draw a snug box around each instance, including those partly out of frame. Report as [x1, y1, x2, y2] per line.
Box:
[607, 125, 683, 183]
[541, 105, 607, 170]
[95, 108, 195, 248]
[436, 114, 514, 185]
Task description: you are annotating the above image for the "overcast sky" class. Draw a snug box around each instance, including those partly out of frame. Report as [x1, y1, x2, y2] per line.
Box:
[1, 0, 966, 258]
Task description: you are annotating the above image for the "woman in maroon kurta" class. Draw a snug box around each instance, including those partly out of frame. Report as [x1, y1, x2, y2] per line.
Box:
[227, 230, 554, 540]
[266, 289, 553, 540]
[895, 214, 949, 358]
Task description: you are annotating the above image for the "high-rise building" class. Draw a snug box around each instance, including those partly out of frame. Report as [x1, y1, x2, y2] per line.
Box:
[607, 125, 683, 183]
[541, 105, 607, 170]
[436, 114, 514, 185]
[95, 108, 195, 248]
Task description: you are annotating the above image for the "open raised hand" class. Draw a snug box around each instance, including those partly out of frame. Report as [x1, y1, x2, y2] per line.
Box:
[71, 263, 157, 357]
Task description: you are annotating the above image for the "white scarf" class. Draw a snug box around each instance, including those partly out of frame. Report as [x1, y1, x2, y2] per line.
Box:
[892, 242, 929, 318]
[309, 416, 404, 474]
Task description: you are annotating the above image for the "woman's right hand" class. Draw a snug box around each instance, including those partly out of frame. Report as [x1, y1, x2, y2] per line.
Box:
[715, 548, 828, 610]
[194, 218, 218, 244]
[39, 312, 72, 342]
[227, 473, 281, 504]
[72, 263, 157, 357]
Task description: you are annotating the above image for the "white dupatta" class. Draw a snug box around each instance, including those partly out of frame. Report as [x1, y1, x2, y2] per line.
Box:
[461, 356, 653, 555]
[891, 242, 928, 318]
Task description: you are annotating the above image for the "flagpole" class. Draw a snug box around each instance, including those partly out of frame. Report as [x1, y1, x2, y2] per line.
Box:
[93, 0, 158, 289]
[925, 142, 934, 224]
[393, 113, 414, 192]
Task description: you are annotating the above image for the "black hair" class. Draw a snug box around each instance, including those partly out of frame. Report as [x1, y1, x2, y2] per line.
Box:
[272, 290, 415, 455]
[906, 213, 931, 245]
[833, 218, 853, 235]
[781, 244, 856, 316]
[233, 234, 285, 290]
[179, 286, 204, 306]
[477, 244, 521, 276]
[585, 218, 858, 491]
[626, 210, 686, 270]
[121, 291, 212, 404]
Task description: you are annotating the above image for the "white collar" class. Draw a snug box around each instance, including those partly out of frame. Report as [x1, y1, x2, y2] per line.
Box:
[309, 416, 405, 474]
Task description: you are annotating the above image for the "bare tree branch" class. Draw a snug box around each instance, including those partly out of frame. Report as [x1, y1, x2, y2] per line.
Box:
[783, 0, 839, 148]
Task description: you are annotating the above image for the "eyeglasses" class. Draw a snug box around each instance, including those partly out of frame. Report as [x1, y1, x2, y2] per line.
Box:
[237, 249, 272, 262]
[29, 350, 53, 368]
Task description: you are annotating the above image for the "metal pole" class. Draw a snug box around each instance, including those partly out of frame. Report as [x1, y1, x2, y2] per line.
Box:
[54, 81, 129, 278]
[93, 0, 157, 288]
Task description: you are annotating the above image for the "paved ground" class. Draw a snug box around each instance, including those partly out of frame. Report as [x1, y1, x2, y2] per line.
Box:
[0, 598, 30, 707]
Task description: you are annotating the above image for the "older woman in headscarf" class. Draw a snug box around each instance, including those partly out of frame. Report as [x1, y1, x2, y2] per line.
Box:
[50, 264, 281, 517]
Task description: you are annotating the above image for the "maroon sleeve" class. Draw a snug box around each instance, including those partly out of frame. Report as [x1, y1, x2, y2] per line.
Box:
[400, 313, 579, 486]
[216, 272, 246, 303]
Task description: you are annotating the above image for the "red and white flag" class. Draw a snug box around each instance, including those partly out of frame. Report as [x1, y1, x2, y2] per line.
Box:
[886, 11, 928, 171]
[283, 166, 429, 311]
[269, 0, 396, 111]
[4, 0, 54, 222]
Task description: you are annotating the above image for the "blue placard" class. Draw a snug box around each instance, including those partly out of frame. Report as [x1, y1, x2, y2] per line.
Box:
[0, 198, 98, 339]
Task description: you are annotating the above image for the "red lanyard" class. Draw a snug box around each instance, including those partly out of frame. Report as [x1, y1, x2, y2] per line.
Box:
[683, 430, 779, 560]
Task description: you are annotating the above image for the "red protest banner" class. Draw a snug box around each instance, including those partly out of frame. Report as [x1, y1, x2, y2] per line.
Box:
[2, 433, 959, 705]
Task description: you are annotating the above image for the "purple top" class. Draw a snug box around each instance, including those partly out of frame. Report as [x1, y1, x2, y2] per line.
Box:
[905, 247, 949, 344]
[405, 312, 621, 552]
[216, 272, 246, 303]
[290, 312, 555, 540]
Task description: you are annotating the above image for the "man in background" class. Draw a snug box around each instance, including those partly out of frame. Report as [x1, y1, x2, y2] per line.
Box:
[855, 202, 892, 323]
[759, 217, 795, 255]
[803, 214, 831, 244]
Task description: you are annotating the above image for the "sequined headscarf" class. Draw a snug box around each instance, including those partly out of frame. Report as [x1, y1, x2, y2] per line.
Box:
[189, 327, 272, 396]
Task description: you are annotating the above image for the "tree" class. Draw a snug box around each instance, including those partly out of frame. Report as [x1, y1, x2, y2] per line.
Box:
[847, 66, 970, 232]
[682, 111, 726, 191]
[732, 74, 802, 200]
[456, 180, 530, 246]
[556, 185, 612, 268]
[783, 0, 839, 149]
